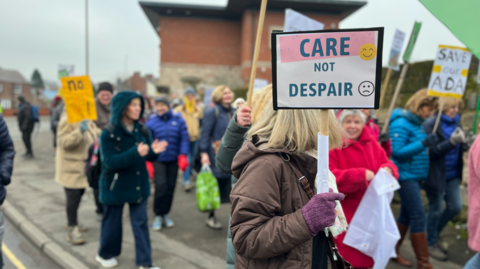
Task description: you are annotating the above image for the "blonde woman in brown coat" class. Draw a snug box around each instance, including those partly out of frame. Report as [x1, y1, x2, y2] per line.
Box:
[55, 111, 100, 245]
[230, 102, 345, 269]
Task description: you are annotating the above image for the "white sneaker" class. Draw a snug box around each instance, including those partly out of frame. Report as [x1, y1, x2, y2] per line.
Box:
[96, 254, 118, 268]
[205, 216, 223, 230]
[139, 265, 161, 269]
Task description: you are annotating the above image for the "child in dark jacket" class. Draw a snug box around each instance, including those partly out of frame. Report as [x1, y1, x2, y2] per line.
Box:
[146, 97, 190, 231]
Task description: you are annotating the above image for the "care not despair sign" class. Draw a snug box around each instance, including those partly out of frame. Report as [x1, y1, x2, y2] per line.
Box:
[271, 28, 384, 109]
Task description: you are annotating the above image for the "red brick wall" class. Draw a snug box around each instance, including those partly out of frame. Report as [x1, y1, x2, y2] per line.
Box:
[128, 72, 147, 95]
[240, 10, 342, 83]
[159, 17, 242, 66]
[0, 82, 33, 109]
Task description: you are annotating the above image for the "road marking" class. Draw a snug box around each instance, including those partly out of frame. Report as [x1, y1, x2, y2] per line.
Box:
[2, 243, 27, 269]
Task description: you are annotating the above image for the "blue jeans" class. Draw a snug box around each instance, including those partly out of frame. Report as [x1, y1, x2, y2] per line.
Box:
[183, 140, 199, 184]
[426, 178, 462, 246]
[465, 253, 480, 269]
[98, 200, 152, 267]
[397, 180, 427, 233]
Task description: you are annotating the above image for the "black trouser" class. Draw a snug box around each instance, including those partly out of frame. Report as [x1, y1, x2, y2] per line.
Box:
[22, 130, 33, 154]
[153, 161, 178, 216]
[64, 188, 85, 226]
[93, 188, 103, 214]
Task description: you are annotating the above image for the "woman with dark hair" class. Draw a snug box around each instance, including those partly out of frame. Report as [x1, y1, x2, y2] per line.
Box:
[95, 91, 167, 269]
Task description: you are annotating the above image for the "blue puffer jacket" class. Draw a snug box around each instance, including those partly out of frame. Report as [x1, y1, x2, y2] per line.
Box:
[389, 108, 429, 182]
[200, 103, 235, 180]
[146, 110, 190, 162]
[423, 114, 464, 194]
[99, 91, 159, 205]
[0, 115, 15, 205]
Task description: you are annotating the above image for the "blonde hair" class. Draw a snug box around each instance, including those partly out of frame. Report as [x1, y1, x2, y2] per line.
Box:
[251, 85, 273, 125]
[211, 85, 234, 104]
[405, 89, 438, 116]
[248, 100, 343, 154]
[441, 97, 462, 114]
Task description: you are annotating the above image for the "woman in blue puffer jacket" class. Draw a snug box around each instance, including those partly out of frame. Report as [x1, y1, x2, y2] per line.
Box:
[146, 97, 190, 231]
[389, 89, 438, 269]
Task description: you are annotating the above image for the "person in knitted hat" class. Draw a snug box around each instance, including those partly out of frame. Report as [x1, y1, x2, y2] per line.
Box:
[94, 82, 113, 130]
[147, 96, 190, 231]
[174, 87, 204, 191]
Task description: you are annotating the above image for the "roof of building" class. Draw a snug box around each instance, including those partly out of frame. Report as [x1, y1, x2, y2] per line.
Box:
[140, 0, 367, 32]
[0, 67, 29, 84]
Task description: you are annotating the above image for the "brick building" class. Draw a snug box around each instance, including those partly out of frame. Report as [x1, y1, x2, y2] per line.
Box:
[121, 72, 161, 97]
[140, 0, 365, 94]
[0, 67, 34, 116]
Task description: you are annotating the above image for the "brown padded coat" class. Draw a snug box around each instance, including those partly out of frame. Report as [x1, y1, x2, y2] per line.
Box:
[230, 136, 327, 269]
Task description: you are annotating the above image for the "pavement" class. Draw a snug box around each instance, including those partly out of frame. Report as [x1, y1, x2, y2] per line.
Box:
[1, 116, 474, 269]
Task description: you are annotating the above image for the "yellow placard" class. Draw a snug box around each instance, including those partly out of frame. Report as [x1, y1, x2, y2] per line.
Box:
[61, 76, 97, 124]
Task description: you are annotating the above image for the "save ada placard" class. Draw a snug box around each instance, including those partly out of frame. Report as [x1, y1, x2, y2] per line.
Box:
[271, 27, 384, 110]
[427, 45, 472, 99]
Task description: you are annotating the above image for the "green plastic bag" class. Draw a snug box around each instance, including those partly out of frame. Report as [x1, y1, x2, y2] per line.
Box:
[196, 164, 221, 212]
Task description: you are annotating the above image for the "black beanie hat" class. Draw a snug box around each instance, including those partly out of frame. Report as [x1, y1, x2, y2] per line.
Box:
[155, 97, 170, 107]
[98, 82, 113, 94]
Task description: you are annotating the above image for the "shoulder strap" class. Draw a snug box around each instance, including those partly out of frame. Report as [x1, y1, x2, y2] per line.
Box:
[105, 122, 115, 134]
[214, 106, 219, 120]
[276, 153, 315, 199]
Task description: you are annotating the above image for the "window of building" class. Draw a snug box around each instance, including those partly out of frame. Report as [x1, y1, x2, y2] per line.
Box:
[0, 83, 3, 93]
[1, 99, 11, 110]
[14, 84, 22, 94]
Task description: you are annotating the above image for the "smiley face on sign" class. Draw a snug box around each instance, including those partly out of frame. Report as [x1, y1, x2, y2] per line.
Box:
[359, 43, 377, 61]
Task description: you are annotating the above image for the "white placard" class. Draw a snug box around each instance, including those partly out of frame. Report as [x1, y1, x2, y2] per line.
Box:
[58, 65, 74, 78]
[253, 78, 269, 94]
[272, 28, 383, 109]
[427, 45, 472, 98]
[387, 29, 406, 71]
[283, 9, 324, 33]
[317, 134, 329, 194]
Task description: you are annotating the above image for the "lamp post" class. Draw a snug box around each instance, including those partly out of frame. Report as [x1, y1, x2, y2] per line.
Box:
[85, 0, 89, 75]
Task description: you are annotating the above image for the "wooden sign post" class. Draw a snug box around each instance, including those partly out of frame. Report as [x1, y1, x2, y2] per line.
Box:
[382, 22, 421, 132]
[246, 0, 268, 106]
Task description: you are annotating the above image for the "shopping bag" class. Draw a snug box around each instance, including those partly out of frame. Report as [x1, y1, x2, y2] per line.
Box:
[196, 164, 221, 212]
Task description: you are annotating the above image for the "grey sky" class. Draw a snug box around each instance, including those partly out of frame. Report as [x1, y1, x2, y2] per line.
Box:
[0, 0, 464, 85]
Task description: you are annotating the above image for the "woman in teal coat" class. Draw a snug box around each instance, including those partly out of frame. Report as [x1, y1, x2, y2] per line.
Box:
[96, 91, 167, 269]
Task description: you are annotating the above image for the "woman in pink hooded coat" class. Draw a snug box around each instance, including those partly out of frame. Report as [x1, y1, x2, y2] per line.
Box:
[466, 135, 480, 268]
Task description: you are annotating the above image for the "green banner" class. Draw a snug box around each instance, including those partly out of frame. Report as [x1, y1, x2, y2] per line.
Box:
[420, 0, 480, 60]
[403, 22, 421, 63]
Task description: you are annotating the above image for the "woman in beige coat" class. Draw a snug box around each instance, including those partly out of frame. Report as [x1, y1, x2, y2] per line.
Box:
[55, 111, 100, 245]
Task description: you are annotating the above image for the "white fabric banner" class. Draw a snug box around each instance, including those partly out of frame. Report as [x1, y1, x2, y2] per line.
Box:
[343, 169, 401, 269]
[283, 9, 324, 33]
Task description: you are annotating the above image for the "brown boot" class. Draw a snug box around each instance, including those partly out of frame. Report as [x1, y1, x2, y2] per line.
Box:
[410, 233, 434, 269]
[393, 222, 413, 267]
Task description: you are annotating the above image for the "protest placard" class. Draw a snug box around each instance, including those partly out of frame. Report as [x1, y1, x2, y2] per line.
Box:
[403, 22, 421, 63]
[388, 29, 406, 71]
[271, 27, 384, 109]
[427, 45, 472, 98]
[61, 75, 97, 124]
[58, 65, 74, 79]
[283, 8, 324, 33]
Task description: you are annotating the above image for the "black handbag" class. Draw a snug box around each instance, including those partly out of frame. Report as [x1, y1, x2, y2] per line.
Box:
[279, 153, 353, 269]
